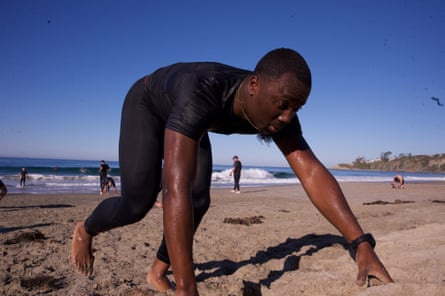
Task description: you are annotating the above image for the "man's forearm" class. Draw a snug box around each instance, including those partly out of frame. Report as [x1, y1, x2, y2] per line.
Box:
[301, 166, 364, 242]
[163, 190, 197, 294]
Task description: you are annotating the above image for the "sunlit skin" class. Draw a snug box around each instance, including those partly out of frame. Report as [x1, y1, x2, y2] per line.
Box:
[71, 222, 94, 277]
[234, 72, 309, 137]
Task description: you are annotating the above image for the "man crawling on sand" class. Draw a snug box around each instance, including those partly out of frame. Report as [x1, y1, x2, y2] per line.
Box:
[72, 48, 393, 295]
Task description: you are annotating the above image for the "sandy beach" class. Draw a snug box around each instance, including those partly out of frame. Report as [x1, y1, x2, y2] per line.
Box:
[1, 182, 444, 295]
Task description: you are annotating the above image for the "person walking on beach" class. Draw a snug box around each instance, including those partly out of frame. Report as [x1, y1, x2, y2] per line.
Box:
[98, 160, 110, 195]
[19, 167, 28, 188]
[230, 155, 242, 193]
[0, 179, 7, 200]
[72, 48, 393, 294]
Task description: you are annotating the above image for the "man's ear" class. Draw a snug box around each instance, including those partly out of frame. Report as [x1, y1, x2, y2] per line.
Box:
[248, 76, 258, 96]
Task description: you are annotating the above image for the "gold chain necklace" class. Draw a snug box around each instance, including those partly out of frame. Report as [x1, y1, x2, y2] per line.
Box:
[237, 80, 260, 131]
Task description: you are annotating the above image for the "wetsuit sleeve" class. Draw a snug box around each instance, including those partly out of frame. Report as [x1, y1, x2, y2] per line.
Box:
[165, 74, 220, 141]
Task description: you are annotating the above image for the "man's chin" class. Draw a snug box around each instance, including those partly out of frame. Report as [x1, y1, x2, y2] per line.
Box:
[257, 131, 273, 143]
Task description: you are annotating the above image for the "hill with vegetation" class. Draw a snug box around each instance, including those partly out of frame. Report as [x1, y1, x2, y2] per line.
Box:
[337, 152, 445, 173]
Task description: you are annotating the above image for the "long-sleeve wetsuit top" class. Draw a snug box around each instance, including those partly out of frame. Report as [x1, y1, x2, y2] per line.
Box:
[143, 62, 302, 140]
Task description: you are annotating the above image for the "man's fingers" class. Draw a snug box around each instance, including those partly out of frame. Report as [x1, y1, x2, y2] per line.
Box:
[374, 267, 394, 284]
[356, 267, 394, 287]
[355, 270, 368, 286]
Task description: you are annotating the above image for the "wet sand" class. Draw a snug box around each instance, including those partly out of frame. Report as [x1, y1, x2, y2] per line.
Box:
[1, 182, 444, 295]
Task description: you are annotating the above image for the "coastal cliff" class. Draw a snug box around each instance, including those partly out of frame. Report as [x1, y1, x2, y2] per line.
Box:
[337, 153, 445, 172]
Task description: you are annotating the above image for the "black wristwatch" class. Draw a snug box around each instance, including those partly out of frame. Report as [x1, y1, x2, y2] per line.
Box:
[350, 233, 376, 253]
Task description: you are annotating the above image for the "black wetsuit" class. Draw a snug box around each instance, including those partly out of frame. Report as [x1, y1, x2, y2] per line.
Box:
[106, 176, 116, 191]
[84, 62, 303, 264]
[20, 169, 27, 187]
[0, 179, 6, 198]
[99, 162, 110, 191]
[233, 160, 242, 191]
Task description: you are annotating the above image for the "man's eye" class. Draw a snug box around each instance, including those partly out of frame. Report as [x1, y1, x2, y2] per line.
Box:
[279, 100, 289, 109]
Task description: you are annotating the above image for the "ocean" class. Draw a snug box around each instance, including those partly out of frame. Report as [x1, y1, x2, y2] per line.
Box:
[1, 157, 444, 195]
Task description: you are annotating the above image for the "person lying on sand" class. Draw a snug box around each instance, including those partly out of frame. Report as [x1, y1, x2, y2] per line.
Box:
[72, 48, 393, 294]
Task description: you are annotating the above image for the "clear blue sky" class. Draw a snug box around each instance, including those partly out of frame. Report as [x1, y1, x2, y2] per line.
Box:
[1, 0, 444, 167]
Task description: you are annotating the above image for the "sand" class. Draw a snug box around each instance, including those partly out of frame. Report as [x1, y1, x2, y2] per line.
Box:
[1, 182, 444, 295]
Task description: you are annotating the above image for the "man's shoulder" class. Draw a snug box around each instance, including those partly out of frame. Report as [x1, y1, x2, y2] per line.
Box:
[158, 62, 250, 78]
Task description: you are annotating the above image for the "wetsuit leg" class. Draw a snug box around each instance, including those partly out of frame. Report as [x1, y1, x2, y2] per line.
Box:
[156, 133, 212, 264]
[84, 78, 163, 235]
[100, 175, 107, 192]
[234, 173, 240, 191]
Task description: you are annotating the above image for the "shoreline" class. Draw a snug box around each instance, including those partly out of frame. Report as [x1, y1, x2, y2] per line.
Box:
[4, 180, 445, 197]
[1, 182, 444, 295]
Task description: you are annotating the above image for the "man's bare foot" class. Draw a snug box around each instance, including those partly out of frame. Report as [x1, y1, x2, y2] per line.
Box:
[146, 259, 174, 292]
[71, 222, 94, 276]
[154, 201, 163, 209]
[146, 271, 173, 292]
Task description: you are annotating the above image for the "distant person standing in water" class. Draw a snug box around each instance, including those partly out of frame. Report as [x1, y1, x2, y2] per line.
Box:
[19, 167, 28, 188]
[0, 179, 7, 200]
[98, 160, 110, 195]
[230, 155, 242, 193]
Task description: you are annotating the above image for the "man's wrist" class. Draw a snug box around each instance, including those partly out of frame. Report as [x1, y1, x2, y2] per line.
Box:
[350, 233, 376, 253]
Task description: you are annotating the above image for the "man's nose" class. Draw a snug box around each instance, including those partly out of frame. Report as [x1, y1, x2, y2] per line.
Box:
[278, 110, 294, 124]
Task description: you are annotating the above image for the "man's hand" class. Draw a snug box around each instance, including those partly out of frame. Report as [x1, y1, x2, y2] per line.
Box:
[355, 243, 394, 286]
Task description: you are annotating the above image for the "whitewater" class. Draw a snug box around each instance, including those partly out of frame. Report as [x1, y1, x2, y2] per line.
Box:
[1, 157, 444, 195]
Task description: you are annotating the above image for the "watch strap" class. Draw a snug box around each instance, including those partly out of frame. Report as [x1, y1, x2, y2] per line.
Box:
[350, 233, 376, 253]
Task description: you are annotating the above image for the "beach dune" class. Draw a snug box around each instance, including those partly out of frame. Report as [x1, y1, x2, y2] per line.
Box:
[1, 182, 444, 295]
